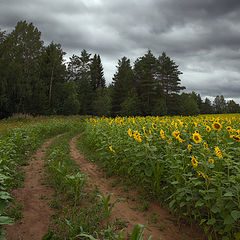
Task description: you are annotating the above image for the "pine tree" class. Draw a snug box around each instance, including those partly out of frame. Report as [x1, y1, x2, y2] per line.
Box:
[134, 50, 157, 115]
[156, 52, 185, 105]
[191, 91, 203, 113]
[201, 98, 213, 114]
[90, 54, 106, 90]
[111, 57, 135, 115]
[67, 50, 94, 114]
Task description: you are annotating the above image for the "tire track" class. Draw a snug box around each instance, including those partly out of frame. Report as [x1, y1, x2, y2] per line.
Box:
[70, 135, 206, 240]
[6, 134, 63, 240]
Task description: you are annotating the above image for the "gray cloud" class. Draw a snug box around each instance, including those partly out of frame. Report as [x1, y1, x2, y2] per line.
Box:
[1, 0, 240, 103]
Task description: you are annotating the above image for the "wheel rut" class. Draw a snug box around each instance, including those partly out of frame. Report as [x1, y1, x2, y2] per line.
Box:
[70, 135, 206, 240]
[6, 135, 62, 240]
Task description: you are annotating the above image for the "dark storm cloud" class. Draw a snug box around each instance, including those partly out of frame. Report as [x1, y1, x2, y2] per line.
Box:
[0, 0, 240, 102]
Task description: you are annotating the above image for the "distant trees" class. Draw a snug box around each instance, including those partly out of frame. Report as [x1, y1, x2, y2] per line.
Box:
[0, 20, 239, 118]
[111, 57, 136, 115]
[0, 21, 43, 116]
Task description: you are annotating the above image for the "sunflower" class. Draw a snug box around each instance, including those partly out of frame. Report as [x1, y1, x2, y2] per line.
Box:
[208, 158, 214, 164]
[232, 135, 240, 142]
[226, 126, 232, 131]
[133, 131, 142, 143]
[143, 127, 149, 139]
[215, 146, 223, 159]
[109, 146, 115, 153]
[149, 128, 152, 135]
[172, 130, 180, 138]
[160, 129, 165, 139]
[128, 128, 133, 137]
[203, 142, 208, 149]
[191, 156, 198, 168]
[187, 144, 192, 150]
[176, 135, 185, 143]
[152, 123, 157, 130]
[212, 121, 222, 131]
[206, 125, 211, 132]
[192, 132, 202, 144]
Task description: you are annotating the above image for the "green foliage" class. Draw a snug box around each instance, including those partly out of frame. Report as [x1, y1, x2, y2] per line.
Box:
[120, 89, 141, 116]
[111, 57, 136, 115]
[0, 117, 81, 239]
[180, 93, 200, 115]
[92, 87, 111, 116]
[90, 54, 106, 90]
[83, 114, 240, 239]
[134, 50, 157, 115]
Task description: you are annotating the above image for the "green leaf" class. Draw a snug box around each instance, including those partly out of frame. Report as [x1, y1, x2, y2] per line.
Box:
[0, 216, 14, 225]
[223, 192, 233, 197]
[222, 237, 229, 240]
[145, 168, 152, 177]
[211, 205, 220, 213]
[224, 215, 234, 225]
[200, 219, 206, 225]
[169, 199, 175, 209]
[231, 210, 240, 221]
[195, 200, 204, 207]
[234, 231, 240, 240]
[180, 202, 185, 208]
[207, 218, 216, 225]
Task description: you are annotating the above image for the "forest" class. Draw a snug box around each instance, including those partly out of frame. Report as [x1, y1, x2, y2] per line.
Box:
[1, 20, 240, 119]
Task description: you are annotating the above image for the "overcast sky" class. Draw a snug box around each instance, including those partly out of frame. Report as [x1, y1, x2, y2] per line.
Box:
[1, 0, 240, 103]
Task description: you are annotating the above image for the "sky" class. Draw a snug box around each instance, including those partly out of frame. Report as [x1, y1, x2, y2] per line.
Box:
[1, 0, 240, 103]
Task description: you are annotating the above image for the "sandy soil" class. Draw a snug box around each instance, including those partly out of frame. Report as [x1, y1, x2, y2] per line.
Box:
[70, 135, 207, 240]
[6, 135, 60, 240]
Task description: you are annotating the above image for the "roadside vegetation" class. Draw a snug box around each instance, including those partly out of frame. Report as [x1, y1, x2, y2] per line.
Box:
[0, 117, 83, 239]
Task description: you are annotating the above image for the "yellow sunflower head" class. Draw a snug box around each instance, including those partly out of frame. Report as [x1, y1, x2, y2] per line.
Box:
[191, 156, 198, 168]
[109, 146, 115, 153]
[226, 126, 232, 131]
[128, 128, 133, 137]
[203, 142, 208, 149]
[208, 158, 214, 164]
[152, 123, 157, 130]
[192, 132, 202, 144]
[133, 131, 142, 142]
[172, 130, 180, 138]
[187, 144, 192, 150]
[232, 135, 240, 142]
[206, 125, 211, 132]
[212, 122, 222, 131]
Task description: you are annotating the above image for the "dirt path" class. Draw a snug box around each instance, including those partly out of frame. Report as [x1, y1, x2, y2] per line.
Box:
[70, 135, 206, 240]
[6, 135, 61, 240]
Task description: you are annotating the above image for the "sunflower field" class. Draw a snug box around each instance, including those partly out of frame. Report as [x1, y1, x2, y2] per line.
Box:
[83, 114, 240, 239]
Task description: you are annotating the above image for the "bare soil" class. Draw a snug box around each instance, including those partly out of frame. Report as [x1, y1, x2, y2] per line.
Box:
[6, 136, 60, 240]
[70, 135, 207, 240]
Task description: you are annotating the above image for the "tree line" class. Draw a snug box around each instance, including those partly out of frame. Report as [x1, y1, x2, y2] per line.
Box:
[0, 21, 239, 119]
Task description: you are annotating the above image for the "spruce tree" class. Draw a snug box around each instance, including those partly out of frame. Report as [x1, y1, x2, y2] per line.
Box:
[111, 57, 135, 115]
[156, 52, 185, 109]
[134, 50, 157, 115]
[90, 54, 106, 90]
